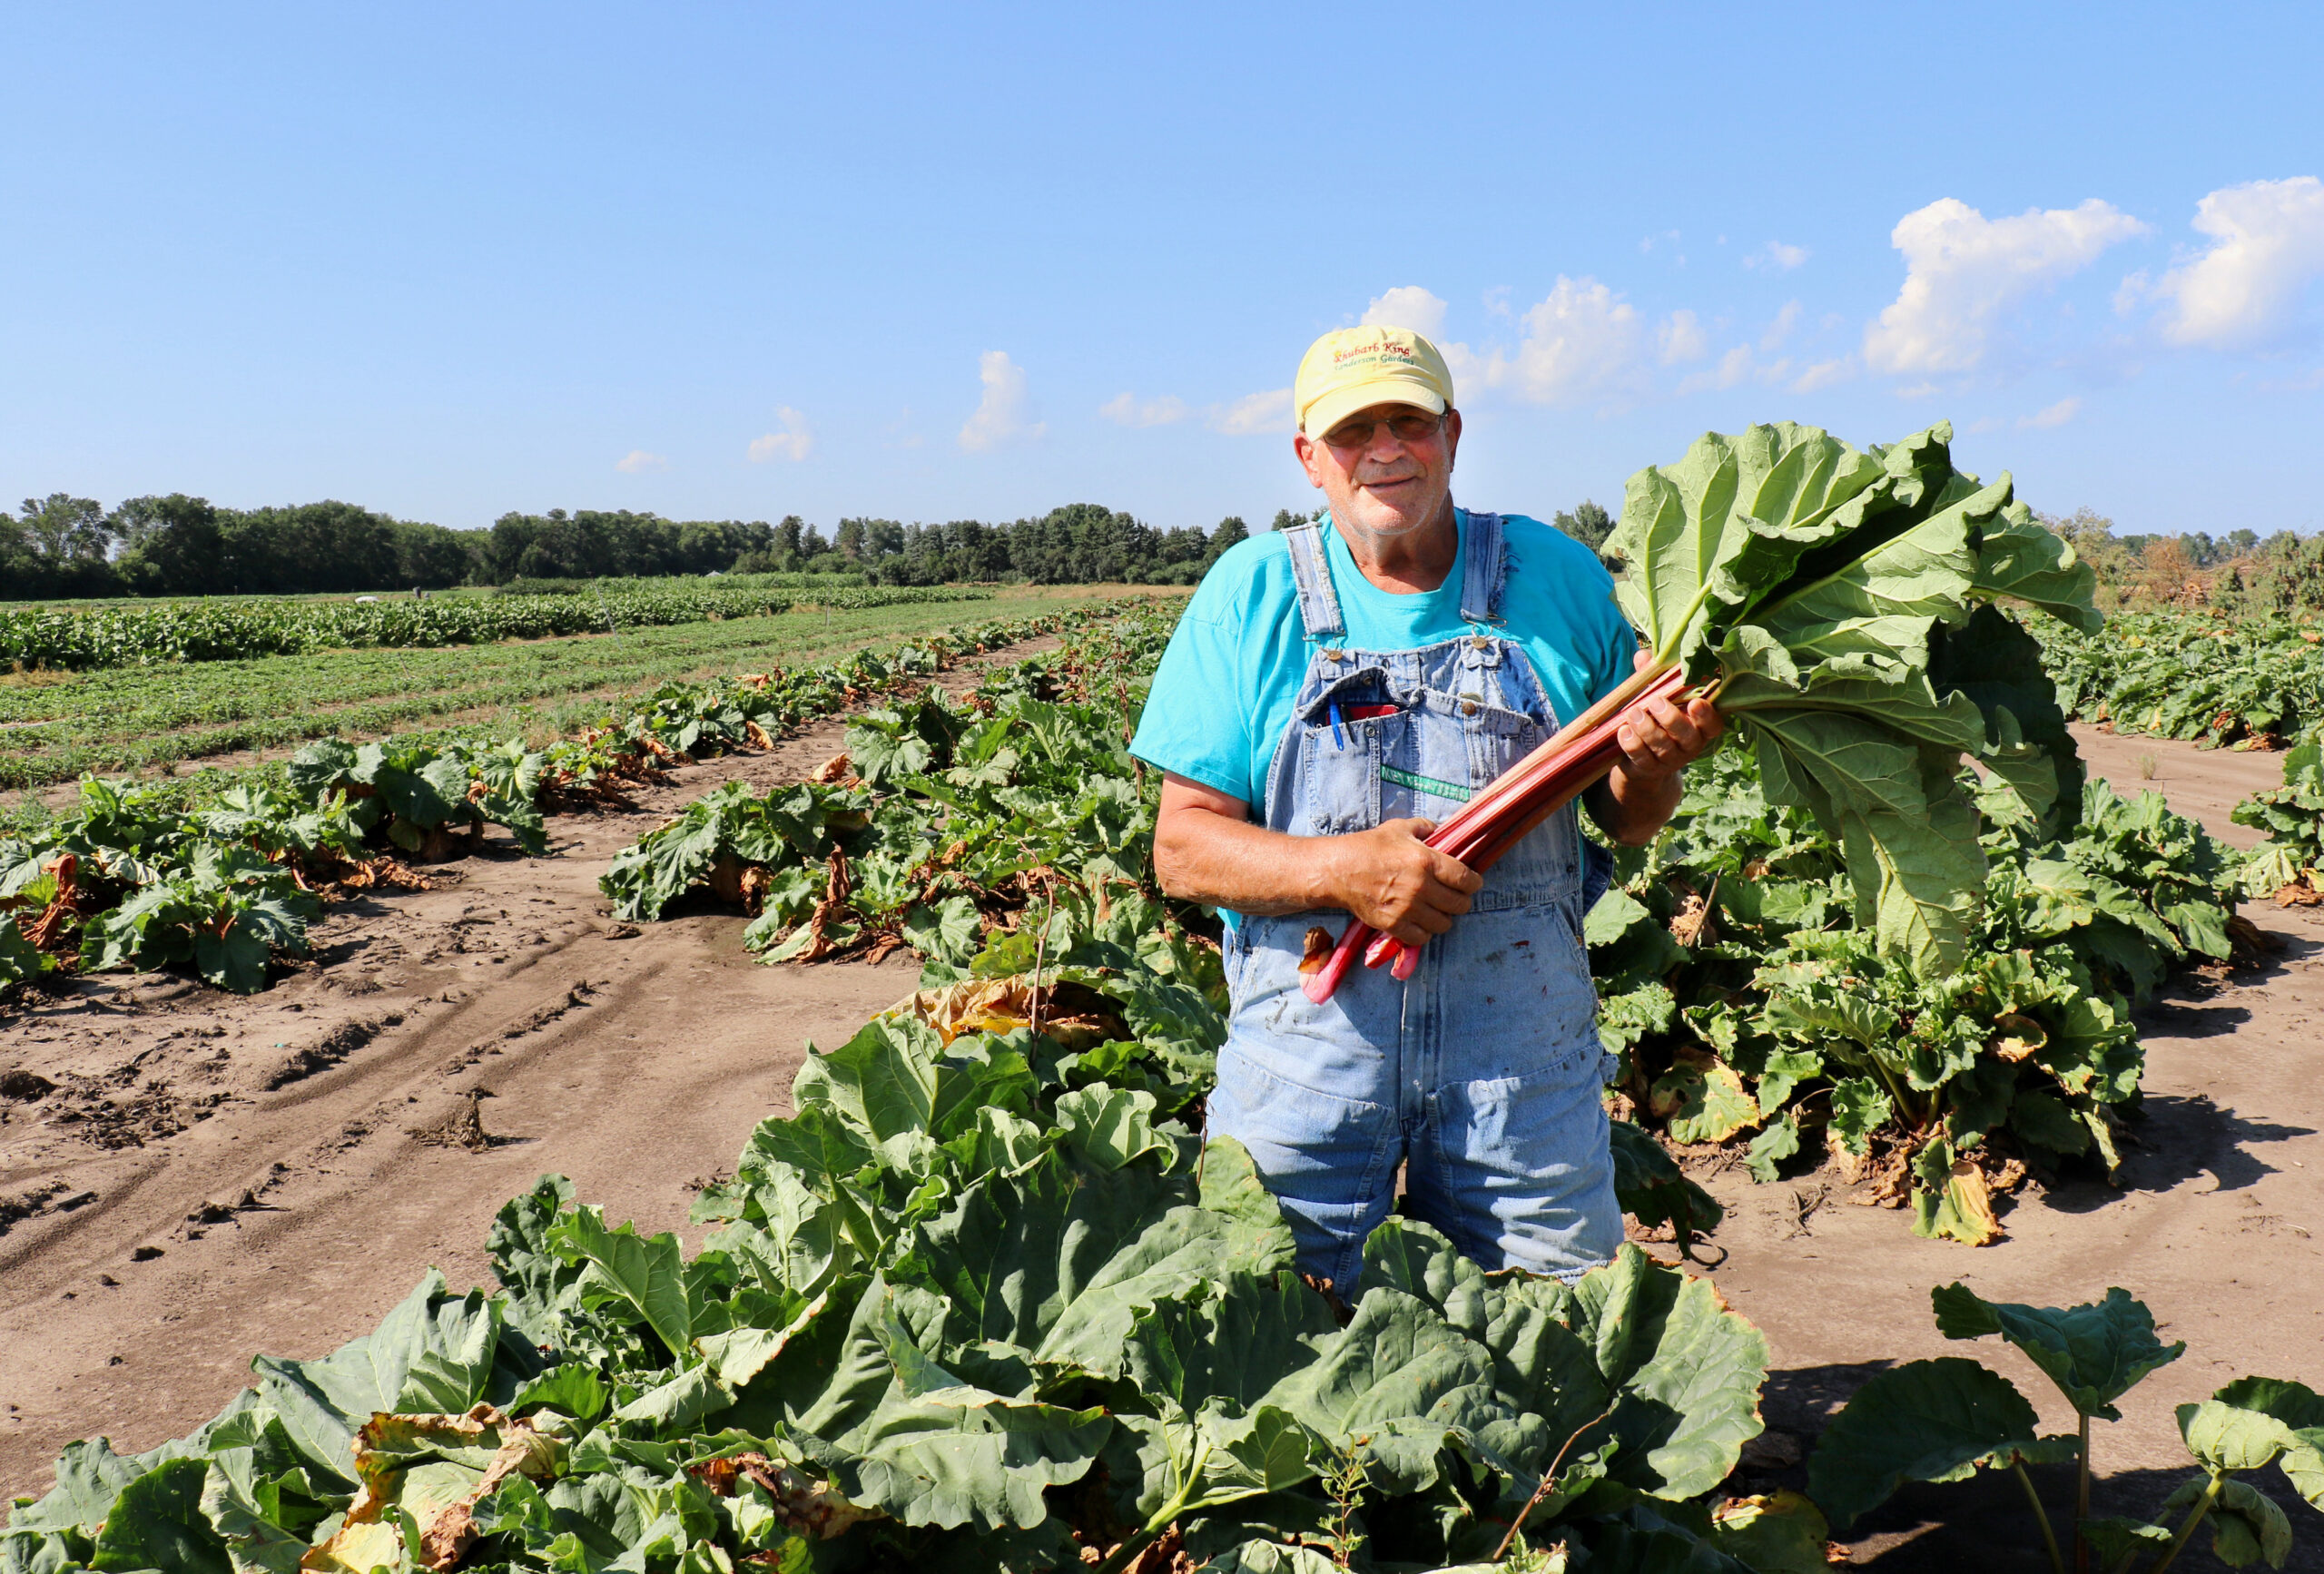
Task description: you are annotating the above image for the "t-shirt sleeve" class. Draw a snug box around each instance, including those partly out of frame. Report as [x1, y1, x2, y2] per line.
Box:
[1130, 593, 1257, 805]
[1589, 579, 1639, 705]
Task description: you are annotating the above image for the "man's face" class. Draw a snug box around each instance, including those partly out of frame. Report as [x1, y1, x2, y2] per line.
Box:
[1294, 401, 1462, 541]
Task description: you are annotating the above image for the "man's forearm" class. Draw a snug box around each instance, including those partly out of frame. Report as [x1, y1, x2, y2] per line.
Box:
[1583, 762, 1685, 847]
[1152, 808, 1342, 916]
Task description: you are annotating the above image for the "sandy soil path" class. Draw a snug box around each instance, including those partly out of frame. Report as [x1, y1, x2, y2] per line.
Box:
[0, 639, 1050, 1496]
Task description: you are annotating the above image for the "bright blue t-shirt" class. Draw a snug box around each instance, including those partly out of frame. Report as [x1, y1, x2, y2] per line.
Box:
[1130, 508, 1636, 809]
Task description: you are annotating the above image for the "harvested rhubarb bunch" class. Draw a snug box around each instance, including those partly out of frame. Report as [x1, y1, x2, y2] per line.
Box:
[1307, 420, 2102, 1003]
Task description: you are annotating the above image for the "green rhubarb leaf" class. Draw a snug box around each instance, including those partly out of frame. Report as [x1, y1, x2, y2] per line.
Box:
[1973, 499, 2102, 634]
[1608, 1119, 1724, 1239]
[1807, 1357, 2042, 1532]
[1745, 1114, 1801, 1183]
[548, 1206, 692, 1359]
[1562, 1244, 1770, 1500]
[1828, 1077, 1893, 1156]
[1931, 1284, 2183, 1420]
[87, 1460, 228, 1574]
[1607, 422, 1886, 668]
[1256, 1286, 1498, 1496]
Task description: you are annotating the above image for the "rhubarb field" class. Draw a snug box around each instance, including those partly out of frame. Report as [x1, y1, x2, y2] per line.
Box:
[6, 428, 2323, 1571]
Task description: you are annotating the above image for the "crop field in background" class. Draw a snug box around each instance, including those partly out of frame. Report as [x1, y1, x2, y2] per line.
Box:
[0, 584, 1137, 792]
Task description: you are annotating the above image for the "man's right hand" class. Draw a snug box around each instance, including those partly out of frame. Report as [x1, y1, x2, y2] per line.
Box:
[1323, 817, 1483, 948]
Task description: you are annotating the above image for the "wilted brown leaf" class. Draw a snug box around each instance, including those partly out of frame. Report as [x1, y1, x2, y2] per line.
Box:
[1297, 925, 1334, 975]
[1990, 1012, 2046, 1062]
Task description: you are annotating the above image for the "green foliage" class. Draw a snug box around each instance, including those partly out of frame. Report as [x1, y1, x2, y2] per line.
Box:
[1809, 1284, 2321, 1572]
[2234, 726, 2324, 898]
[601, 608, 1196, 972]
[0, 584, 992, 672]
[290, 737, 550, 857]
[2041, 606, 2324, 747]
[78, 845, 320, 994]
[3, 605, 1135, 998]
[0, 594, 1120, 791]
[1590, 727, 2240, 1234]
[1605, 420, 2098, 976]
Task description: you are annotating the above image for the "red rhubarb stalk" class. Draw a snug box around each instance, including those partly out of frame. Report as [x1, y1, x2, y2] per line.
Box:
[1302, 662, 1690, 1004]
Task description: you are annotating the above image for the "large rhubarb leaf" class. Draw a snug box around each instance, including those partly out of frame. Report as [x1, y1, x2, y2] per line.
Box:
[1806, 1357, 2044, 1531]
[1931, 1283, 2184, 1420]
[1604, 420, 2098, 976]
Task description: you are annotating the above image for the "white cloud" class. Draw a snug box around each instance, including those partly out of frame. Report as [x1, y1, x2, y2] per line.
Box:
[1790, 357, 1854, 393]
[746, 407, 814, 463]
[1864, 197, 2149, 376]
[1745, 241, 1810, 272]
[1760, 300, 1803, 353]
[1360, 285, 1449, 339]
[1458, 276, 1645, 407]
[958, 350, 1046, 451]
[1206, 389, 1295, 435]
[1098, 392, 1188, 428]
[2019, 397, 2082, 429]
[2146, 177, 2324, 349]
[1657, 309, 1709, 365]
[1678, 344, 1758, 395]
[615, 449, 667, 474]
[1672, 305, 1809, 394]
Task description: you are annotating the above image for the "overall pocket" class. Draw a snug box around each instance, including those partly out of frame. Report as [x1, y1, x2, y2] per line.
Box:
[1294, 667, 1407, 833]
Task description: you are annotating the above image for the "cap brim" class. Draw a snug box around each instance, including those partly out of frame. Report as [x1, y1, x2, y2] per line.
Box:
[1301, 378, 1449, 438]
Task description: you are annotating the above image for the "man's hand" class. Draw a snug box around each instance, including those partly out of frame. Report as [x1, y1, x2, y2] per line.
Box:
[1585, 653, 1727, 846]
[1152, 779, 1484, 939]
[1321, 817, 1484, 948]
[1612, 684, 1726, 783]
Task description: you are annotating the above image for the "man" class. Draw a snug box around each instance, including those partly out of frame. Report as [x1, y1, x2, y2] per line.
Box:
[1129, 326, 1721, 1287]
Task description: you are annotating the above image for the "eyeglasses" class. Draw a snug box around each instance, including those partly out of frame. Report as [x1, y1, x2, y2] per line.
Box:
[1316, 411, 1444, 450]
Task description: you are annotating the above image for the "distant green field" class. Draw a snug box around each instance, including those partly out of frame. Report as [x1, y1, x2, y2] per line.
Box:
[0, 585, 1135, 793]
[2, 569, 870, 612]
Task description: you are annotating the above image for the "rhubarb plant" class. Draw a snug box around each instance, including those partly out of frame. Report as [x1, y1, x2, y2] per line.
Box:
[1809, 1283, 2324, 1572]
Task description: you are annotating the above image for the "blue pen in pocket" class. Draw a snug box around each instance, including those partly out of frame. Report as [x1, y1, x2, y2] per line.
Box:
[1328, 698, 1347, 751]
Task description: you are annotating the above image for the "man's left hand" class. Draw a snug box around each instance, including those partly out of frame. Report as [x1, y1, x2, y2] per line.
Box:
[1585, 653, 1727, 846]
[1612, 687, 1725, 782]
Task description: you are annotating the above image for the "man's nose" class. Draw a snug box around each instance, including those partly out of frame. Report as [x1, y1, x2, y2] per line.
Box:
[1364, 427, 1421, 462]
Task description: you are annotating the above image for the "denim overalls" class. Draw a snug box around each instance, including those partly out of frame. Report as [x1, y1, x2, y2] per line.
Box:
[1206, 511, 1621, 1288]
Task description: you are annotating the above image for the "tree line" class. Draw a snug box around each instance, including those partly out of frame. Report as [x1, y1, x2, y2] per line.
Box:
[2042, 507, 2324, 617]
[3, 488, 1629, 602]
[0, 495, 1283, 600]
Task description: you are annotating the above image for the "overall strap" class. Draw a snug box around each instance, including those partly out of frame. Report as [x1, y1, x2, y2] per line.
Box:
[1458, 508, 1509, 625]
[1281, 519, 1346, 642]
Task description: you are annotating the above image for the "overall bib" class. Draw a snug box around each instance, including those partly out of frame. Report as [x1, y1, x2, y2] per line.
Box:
[1206, 511, 1620, 1289]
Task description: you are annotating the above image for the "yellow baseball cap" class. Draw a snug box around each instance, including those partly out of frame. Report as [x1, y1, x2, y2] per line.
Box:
[1295, 326, 1455, 437]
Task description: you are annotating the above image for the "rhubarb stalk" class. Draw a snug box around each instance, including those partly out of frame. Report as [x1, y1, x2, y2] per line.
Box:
[1303, 661, 1693, 1004]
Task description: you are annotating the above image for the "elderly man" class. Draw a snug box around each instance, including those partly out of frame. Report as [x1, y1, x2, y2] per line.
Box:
[1129, 326, 1722, 1287]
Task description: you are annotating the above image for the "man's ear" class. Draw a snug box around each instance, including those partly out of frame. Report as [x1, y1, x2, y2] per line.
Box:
[1293, 431, 1324, 488]
[1443, 408, 1462, 469]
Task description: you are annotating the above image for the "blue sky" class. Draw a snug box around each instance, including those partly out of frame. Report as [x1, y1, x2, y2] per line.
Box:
[4, 3, 2320, 538]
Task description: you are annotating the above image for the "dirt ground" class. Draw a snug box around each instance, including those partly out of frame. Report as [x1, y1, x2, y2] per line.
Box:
[5, 709, 2321, 1569]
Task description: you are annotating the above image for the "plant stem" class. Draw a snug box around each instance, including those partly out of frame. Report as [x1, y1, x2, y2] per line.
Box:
[2014, 1461, 2066, 1574]
[2075, 1412, 2093, 1574]
[2147, 1471, 2225, 1574]
[1091, 1449, 1209, 1574]
[1492, 1407, 1612, 1562]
